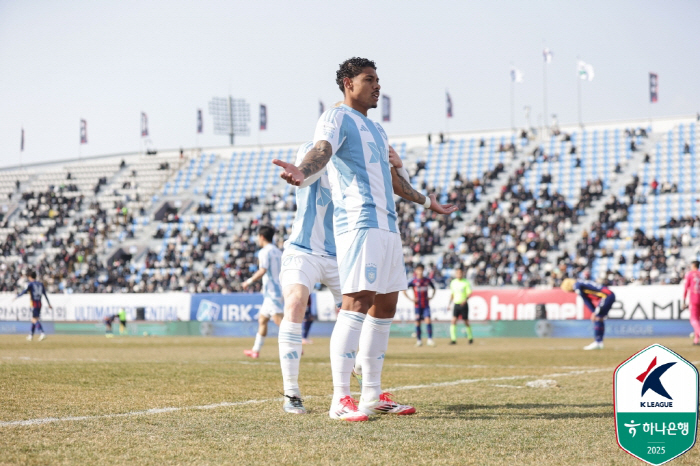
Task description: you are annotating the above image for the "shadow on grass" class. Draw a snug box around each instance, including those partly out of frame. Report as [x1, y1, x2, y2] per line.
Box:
[422, 403, 613, 420]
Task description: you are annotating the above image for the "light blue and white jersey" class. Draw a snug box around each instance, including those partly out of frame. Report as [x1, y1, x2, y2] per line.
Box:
[259, 243, 283, 305]
[313, 104, 398, 235]
[284, 142, 336, 256]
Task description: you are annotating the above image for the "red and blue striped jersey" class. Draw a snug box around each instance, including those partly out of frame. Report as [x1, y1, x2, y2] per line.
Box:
[407, 277, 435, 309]
[574, 280, 614, 312]
[17, 281, 50, 309]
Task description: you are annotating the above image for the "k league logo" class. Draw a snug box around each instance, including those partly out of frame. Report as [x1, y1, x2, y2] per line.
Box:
[614, 344, 698, 465]
[637, 356, 676, 402]
[365, 263, 377, 284]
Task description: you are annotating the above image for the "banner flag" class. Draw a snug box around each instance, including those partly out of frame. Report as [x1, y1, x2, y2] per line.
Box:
[510, 67, 524, 83]
[382, 95, 390, 122]
[20, 128, 24, 152]
[577, 60, 595, 81]
[543, 48, 553, 63]
[80, 119, 87, 144]
[259, 104, 267, 130]
[446, 91, 453, 118]
[141, 112, 148, 137]
[649, 72, 658, 103]
[197, 109, 203, 133]
[319, 100, 325, 117]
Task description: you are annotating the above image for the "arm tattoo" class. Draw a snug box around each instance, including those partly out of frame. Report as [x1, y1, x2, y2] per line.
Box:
[392, 168, 426, 204]
[298, 141, 332, 178]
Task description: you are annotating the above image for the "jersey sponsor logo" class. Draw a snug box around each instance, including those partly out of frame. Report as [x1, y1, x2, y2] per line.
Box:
[365, 263, 377, 284]
[317, 186, 332, 207]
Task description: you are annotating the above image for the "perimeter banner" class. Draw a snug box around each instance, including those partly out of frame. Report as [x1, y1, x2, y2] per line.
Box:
[0, 293, 190, 321]
[317, 284, 685, 321]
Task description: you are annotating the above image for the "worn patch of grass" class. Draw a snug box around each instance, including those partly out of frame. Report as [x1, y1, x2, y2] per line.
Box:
[0, 336, 698, 465]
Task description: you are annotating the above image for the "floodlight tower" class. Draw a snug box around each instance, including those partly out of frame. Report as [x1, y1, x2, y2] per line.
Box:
[208, 96, 250, 145]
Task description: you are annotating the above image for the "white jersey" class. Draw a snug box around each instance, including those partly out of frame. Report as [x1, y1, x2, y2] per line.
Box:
[313, 104, 398, 235]
[284, 142, 336, 256]
[258, 243, 283, 306]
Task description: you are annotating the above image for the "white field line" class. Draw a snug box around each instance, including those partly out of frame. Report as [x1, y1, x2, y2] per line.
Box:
[3, 361, 697, 428]
[0, 366, 610, 428]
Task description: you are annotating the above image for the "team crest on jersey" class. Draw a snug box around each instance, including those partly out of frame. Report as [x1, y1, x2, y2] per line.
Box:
[367, 142, 386, 164]
[365, 263, 377, 283]
[375, 123, 388, 140]
[317, 187, 332, 207]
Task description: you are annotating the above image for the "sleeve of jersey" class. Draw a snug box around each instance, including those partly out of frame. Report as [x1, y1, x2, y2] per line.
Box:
[313, 110, 344, 156]
[258, 249, 269, 270]
[296, 144, 325, 189]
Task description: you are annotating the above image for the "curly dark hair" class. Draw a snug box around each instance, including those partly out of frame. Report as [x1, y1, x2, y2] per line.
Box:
[336, 57, 376, 93]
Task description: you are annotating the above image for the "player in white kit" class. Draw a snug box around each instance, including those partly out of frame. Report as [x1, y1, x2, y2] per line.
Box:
[242, 225, 283, 358]
[277, 140, 342, 414]
[277, 139, 410, 415]
[274, 57, 456, 421]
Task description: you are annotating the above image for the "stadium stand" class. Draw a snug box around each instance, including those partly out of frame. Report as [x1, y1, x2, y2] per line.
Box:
[1, 117, 698, 293]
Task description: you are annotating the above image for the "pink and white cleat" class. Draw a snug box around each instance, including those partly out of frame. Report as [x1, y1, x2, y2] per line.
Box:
[329, 396, 369, 422]
[243, 349, 259, 359]
[359, 392, 416, 416]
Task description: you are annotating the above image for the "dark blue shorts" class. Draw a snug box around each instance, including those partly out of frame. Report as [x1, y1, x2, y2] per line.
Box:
[32, 307, 41, 319]
[595, 294, 616, 318]
[415, 307, 431, 320]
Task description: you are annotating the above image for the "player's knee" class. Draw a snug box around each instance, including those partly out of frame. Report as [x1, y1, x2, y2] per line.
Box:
[424, 317, 431, 324]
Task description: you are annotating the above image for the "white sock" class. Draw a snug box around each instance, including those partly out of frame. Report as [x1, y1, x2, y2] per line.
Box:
[252, 333, 265, 352]
[358, 315, 393, 403]
[278, 319, 303, 396]
[330, 310, 366, 404]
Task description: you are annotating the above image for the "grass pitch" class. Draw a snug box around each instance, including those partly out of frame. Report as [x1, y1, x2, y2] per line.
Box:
[1, 335, 698, 465]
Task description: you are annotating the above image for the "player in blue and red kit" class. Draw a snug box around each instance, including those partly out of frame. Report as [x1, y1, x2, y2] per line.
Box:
[561, 278, 615, 350]
[403, 264, 436, 347]
[14, 271, 53, 341]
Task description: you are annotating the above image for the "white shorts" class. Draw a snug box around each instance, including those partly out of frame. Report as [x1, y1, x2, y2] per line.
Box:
[259, 297, 284, 318]
[280, 249, 342, 307]
[336, 228, 407, 295]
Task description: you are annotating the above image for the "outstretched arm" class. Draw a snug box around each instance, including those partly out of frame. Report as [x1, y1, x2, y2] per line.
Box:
[273, 140, 333, 187]
[391, 168, 458, 215]
[43, 289, 52, 309]
[242, 267, 267, 290]
[14, 286, 29, 300]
